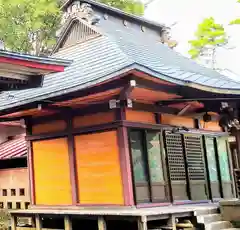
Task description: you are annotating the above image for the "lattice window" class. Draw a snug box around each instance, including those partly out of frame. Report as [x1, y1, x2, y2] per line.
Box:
[184, 135, 205, 181]
[165, 133, 186, 181]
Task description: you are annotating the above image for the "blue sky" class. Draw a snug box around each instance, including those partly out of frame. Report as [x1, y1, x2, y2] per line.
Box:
[144, 0, 240, 78]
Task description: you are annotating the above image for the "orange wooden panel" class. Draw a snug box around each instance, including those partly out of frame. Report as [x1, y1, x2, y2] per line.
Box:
[54, 88, 121, 107]
[32, 120, 67, 134]
[200, 120, 222, 131]
[32, 138, 72, 205]
[126, 110, 156, 123]
[75, 131, 124, 205]
[161, 114, 194, 128]
[73, 112, 115, 128]
[130, 88, 180, 103]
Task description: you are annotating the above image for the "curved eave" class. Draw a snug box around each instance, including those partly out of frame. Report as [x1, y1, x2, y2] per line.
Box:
[133, 64, 240, 96]
[186, 82, 240, 95]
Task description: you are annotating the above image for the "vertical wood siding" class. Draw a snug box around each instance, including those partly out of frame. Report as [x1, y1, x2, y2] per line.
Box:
[32, 138, 72, 205]
[74, 131, 124, 204]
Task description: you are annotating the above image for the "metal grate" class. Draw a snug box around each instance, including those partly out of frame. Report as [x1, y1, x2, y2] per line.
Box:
[165, 133, 186, 181]
[184, 135, 205, 181]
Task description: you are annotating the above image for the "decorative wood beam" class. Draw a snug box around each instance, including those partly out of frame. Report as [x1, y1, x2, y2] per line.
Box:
[159, 97, 240, 106]
[132, 102, 179, 115]
[119, 79, 136, 100]
[0, 77, 130, 116]
[131, 75, 181, 95]
[177, 104, 191, 116]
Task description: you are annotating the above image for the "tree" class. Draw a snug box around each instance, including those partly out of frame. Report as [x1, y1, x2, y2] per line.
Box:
[99, 0, 144, 16]
[188, 17, 227, 69]
[0, 0, 62, 55]
[230, 0, 240, 25]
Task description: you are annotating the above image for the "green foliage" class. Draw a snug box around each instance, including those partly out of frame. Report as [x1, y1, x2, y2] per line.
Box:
[0, 0, 62, 55]
[188, 17, 227, 59]
[0, 209, 10, 230]
[230, 0, 240, 25]
[99, 0, 144, 16]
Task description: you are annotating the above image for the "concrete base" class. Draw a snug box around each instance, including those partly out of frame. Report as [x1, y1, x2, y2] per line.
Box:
[219, 199, 240, 222]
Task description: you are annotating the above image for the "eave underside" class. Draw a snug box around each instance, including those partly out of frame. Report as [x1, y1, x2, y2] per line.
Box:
[0, 71, 239, 121]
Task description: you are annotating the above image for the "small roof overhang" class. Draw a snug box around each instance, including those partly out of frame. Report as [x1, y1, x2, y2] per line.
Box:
[0, 50, 72, 90]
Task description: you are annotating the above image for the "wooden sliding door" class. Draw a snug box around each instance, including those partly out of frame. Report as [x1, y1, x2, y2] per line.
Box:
[217, 137, 234, 198]
[164, 132, 189, 201]
[129, 130, 167, 204]
[184, 135, 207, 201]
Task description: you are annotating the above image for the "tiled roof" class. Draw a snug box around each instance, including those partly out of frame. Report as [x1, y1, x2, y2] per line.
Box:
[0, 135, 27, 160]
[0, 49, 72, 67]
[0, 12, 240, 112]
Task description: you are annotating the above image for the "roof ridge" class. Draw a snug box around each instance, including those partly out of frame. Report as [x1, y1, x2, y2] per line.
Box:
[61, 0, 167, 30]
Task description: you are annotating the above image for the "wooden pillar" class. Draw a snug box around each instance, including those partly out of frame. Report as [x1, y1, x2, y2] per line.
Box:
[10, 215, 16, 230]
[25, 118, 35, 205]
[35, 214, 42, 230]
[67, 116, 78, 205]
[116, 106, 134, 206]
[233, 130, 240, 168]
[138, 216, 147, 230]
[98, 216, 107, 230]
[64, 216, 72, 230]
[169, 215, 176, 230]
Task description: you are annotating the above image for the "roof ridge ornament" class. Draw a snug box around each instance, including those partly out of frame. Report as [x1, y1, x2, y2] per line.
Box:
[62, 1, 100, 25]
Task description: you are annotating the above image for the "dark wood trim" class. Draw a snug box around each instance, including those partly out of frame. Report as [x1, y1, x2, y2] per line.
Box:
[214, 137, 224, 198]
[26, 122, 121, 141]
[194, 119, 200, 129]
[73, 122, 120, 135]
[159, 97, 240, 106]
[25, 118, 36, 205]
[181, 134, 191, 200]
[132, 102, 179, 115]
[202, 136, 212, 201]
[116, 104, 134, 205]
[0, 77, 130, 117]
[26, 120, 228, 141]
[30, 101, 178, 126]
[31, 102, 111, 125]
[122, 121, 228, 136]
[117, 126, 134, 206]
[116, 106, 126, 121]
[66, 115, 78, 205]
[26, 131, 68, 141]
[142, 130, 153, 202]
[127, 130, 137, 205]
[162, 131, 173, 203]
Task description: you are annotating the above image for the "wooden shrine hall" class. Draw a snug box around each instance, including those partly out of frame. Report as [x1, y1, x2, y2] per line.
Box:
[1, 0, 240, 229]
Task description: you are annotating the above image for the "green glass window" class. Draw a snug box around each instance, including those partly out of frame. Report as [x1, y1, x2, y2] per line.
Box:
[146, 132, 164, 182]
[130, 131, 147, 183]
[217, 137, 231, 182]
[205, 137, 218, 182]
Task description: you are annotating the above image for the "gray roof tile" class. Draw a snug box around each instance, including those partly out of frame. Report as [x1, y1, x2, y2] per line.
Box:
[0, 16, 240, 112]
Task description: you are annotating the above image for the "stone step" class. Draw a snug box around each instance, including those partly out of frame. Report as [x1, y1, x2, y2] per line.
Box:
[197, 213, 222, 224]
[205, 221, 233, 230]
[221, 229, 240, 230]
[194, 208, 219, 216]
